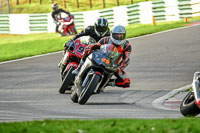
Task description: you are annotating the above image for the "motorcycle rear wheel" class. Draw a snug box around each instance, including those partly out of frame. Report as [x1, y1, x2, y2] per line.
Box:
[78, 74, 100, 104]
[180, 91, 200, 117]
[59, 66, 76, 94]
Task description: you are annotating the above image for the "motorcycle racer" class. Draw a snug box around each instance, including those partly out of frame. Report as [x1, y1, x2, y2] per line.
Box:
[64, 17, 110, 53]
[51, 3, 72, 33]
[59, 17, 110, 74]
[73, 25, 132, 88]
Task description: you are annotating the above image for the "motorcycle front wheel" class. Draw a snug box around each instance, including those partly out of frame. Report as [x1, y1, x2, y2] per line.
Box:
[59, 66, 76, 94]
[78, 74, 100, 104]
[180, 91, 200, 117]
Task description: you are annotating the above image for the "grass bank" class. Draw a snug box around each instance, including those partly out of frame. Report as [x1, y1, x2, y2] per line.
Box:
[0, 118, 200, 133]
[0, 16, 200, 62]
[0, 33, 69, 62]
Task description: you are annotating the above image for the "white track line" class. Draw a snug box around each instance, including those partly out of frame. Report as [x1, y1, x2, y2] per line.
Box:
[131, 23, 200, 40]
[0, 51, 62, 65]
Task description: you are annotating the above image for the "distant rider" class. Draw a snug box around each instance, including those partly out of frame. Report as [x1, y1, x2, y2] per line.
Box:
[73, 25, 132, 88]
[51, 3, 72, 33]
[59, 17, 110, 74]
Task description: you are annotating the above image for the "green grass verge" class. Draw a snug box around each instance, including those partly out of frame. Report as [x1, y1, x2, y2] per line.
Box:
[0, 118, 200, 133]
[1, 16, 200, 62]
[0, 33, 69, 62]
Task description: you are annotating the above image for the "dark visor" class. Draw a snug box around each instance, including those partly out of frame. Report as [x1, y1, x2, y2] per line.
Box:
[112, 33, 126, 40]
[96, 25, 107, 33]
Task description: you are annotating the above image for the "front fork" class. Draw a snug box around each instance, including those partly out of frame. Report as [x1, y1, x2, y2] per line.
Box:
[80, 69, 104, 95]
[192, 72, 200, 108]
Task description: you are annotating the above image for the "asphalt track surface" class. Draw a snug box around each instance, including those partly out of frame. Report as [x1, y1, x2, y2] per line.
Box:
[0, 25, 200, 122]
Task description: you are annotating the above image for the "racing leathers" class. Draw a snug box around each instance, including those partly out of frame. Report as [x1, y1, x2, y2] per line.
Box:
[51, 9, 71, 32]
[64, 26, 110, 53]
[78, 36, 132, 88]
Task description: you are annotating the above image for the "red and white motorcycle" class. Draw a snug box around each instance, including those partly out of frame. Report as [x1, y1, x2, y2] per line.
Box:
[58, 13, 77, 36]
[70, 43, 120, 104]
[180, 72, 200, 116]
[59, 36, 96, 94]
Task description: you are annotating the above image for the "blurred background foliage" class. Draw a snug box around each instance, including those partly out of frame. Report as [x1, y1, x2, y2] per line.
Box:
[0, 0, 154, 14]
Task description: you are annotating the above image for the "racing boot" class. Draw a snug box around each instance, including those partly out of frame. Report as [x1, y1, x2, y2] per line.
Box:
[106, 78, 130, 88]
[72, 60, 84, 75]
[60, 63, 66, 75]
[58, 58, 66, 75]
[58, 58, 63, 68]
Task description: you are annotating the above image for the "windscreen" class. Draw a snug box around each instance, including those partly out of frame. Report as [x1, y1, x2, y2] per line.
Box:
[79, 36, 96, 46]
[92, 43, 121, 71]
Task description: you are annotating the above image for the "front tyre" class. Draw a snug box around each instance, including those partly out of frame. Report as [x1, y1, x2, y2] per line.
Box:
[78, 74, 100, 104]
[59, 67, 76, 94]
[180, 92, 200, 117]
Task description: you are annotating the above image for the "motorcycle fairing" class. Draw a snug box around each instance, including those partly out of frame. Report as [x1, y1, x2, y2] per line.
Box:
[92, 43, 120, 72]
[65, 62, 78, 72]
[67, 39, 85, 59]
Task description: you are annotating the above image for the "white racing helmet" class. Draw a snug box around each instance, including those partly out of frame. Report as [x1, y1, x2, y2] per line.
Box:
[110, 25, 126, 46]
